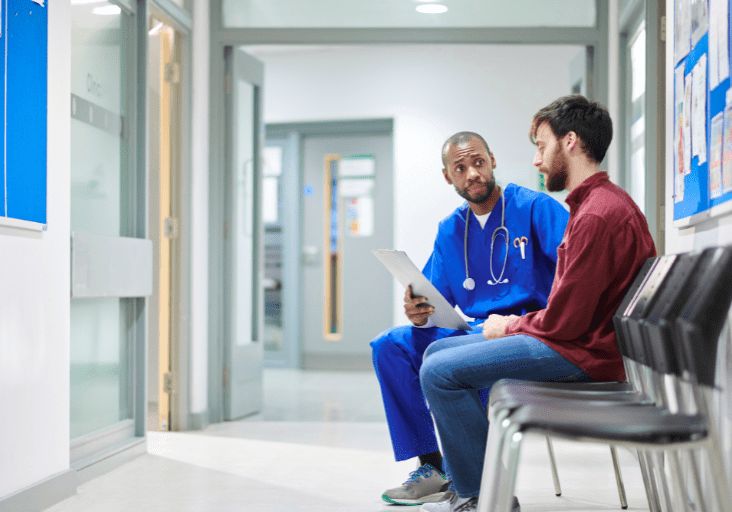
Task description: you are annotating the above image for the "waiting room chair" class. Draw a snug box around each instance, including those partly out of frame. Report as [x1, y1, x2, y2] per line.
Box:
[476, 246, 732, 512]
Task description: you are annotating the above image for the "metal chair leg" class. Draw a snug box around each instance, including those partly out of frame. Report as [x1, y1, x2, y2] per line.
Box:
[650, 451, 674, 512]
[667, 449, 692, 512]
[638, 450, 662, 512]
[687, 450, 708, 512]
[609, 445, 628, 509]
[477, 409, 511, 512]
[500, 426, 524, 512]
[545, 436, 562, 496]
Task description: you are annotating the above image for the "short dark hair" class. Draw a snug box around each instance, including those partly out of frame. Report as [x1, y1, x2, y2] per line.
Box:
[529, 95, 613, 163]
[442, 132, 490, 168]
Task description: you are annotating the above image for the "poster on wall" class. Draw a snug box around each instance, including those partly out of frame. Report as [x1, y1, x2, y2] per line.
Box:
[692, 54, 708, 164]
[716, 0, 730, 82]
[690, 0, 709, 46]
[684, 74, 693, 174]
[675, 66, 686, 202]
[344, 196, 374, 237]
[709, 0, 730, 88]
[710, 113, 724, 199]
[723, 91, 732, 194]
[675, 0, 692, 63]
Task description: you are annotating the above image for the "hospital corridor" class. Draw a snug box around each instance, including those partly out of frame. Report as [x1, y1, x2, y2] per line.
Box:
[2, 1, 732, 512]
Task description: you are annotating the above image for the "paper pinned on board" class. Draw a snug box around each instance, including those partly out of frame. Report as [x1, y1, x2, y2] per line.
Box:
[684, 75, 693, 174]
[371, 249, 473, 331]
[710, 113, 724, 199]
[692, 55, 708, 164]
[675, 66, 686, 203]
[30, 0, 45, 7]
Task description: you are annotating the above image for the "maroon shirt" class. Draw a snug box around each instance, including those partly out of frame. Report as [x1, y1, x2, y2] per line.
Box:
[505, 172, 656, 381]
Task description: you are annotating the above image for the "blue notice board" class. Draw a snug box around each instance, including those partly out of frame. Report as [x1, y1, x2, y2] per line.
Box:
[673, 0, 732, 226]
[1, 0, 48, 227]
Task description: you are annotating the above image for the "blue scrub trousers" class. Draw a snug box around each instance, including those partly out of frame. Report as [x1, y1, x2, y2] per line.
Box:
[370, 323, 490, 462]
[420, 333, 592, 498]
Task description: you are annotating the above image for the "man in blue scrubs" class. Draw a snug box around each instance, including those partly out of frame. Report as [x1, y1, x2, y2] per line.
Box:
[372, 132, 568, 505]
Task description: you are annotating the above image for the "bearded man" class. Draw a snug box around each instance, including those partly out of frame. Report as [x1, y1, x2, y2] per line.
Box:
[419, 96, 656, 512]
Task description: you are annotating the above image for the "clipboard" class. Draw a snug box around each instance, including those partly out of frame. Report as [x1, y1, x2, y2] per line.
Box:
[371, 249, 473, 331]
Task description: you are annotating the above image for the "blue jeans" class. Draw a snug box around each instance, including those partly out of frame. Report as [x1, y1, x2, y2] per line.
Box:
[420, 333, 592, 498]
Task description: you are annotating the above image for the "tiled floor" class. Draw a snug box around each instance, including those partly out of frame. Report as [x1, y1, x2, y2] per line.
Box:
[45, 369, 650, 512]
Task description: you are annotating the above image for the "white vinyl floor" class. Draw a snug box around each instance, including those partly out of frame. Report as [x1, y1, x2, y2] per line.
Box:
[45, 369, 650, 512]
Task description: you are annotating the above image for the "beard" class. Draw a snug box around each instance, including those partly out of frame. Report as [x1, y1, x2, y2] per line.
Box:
[455, 174, 496, 204]
[541, 146, 569, 192]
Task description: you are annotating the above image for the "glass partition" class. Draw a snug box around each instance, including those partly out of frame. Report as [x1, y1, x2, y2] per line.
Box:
[221, 0, 596, 29]
[70, 0, 134, 440]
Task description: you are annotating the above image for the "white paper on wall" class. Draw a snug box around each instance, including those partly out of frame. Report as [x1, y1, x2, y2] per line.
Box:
[691, 0, 709, 46]
[692, 55, 708, 164]
[710, 113, 724, 199]
[675, 0, 692, 63]
[675, 66, 686, 202]
[723, 90, 732, 193]
[709, 0, 720, 88]
[684, 75, 693, 174]
[718, 0, 730, 81]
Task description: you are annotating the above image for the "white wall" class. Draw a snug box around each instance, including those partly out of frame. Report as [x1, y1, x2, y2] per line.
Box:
[0, 0, 71, 500]
[251, 44, 581, 324]
[189, 0, 210, 416]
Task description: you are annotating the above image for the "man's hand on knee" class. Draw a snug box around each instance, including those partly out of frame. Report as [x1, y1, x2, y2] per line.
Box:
[479, 314, 518, 339]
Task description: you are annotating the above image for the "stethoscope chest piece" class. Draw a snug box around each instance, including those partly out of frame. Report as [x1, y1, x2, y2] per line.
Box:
[463, 191, 510, 289]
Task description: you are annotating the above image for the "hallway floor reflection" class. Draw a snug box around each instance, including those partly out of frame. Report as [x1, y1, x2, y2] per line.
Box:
[45, 369, 650, 512]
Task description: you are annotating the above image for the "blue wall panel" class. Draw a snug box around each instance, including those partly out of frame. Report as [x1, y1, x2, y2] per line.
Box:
[5, 0, 47, 224]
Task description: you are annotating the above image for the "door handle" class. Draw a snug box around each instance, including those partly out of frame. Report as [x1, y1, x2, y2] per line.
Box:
[302, 245, 319, 266]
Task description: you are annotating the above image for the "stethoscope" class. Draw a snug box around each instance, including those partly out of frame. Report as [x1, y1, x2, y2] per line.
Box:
[462, 191, 509, 290]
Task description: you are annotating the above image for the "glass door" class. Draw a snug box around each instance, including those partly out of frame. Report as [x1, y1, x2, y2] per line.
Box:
[223, 47, 264, 420]
[69, 0, 147, 463]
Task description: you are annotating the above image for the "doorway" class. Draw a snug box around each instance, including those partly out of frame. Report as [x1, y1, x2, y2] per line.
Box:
[265, 120, 395, 370]
[147, 16, 183, 432]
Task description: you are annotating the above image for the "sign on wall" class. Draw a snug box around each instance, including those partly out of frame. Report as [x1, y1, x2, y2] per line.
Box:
[0, 0, 48, 229]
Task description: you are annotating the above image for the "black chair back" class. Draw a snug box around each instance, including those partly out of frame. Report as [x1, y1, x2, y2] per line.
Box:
[675, 246, 732, 387]
[640, 251, 703, 376]
[620, 254, 677, 366]
[612, 256, 659, 360]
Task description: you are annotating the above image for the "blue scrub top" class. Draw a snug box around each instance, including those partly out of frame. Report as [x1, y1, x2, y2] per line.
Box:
[423, 183, 569, 320]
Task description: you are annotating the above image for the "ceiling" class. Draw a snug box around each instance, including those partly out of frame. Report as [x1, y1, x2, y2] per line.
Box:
[221, 0, 597, 29]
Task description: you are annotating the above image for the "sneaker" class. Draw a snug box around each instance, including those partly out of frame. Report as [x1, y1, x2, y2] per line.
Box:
[421, 483, 454, 503]
[419, 492, 477, 512]
[382, 464, 449, 505]
[420, 494, 520, 512]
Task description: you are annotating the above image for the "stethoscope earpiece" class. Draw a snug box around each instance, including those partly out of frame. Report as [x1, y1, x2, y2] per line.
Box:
[463, 191, 510, 289]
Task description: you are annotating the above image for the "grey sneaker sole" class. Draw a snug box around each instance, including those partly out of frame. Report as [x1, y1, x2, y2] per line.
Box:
[382, 493, 432, 505]
[381, 490, 448, 506]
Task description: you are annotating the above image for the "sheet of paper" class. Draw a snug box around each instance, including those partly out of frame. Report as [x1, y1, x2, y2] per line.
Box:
[709, 0, 720, 88]
[710, 113, 724, 199]
[692, 55, 708, 164]
[723, 91, 732, 193]
[719, 0, 730, 81]
[675, 0, 692, 63]
[675, 66, 686, 202]
[371, 249, 473, 331]
[684, 75, 693, 174]
[691, 0, 709, 46]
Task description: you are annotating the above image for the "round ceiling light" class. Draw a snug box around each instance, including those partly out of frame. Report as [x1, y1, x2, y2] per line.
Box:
[416, 4, 448, 14]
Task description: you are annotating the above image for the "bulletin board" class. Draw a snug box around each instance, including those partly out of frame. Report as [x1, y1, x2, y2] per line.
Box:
[0, 0, 48, 229]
